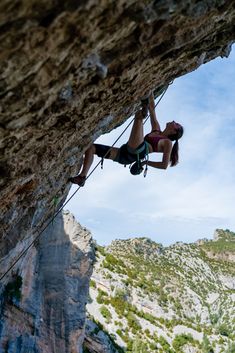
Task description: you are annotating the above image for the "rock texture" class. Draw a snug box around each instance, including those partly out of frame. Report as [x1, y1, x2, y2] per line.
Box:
[0, 211, 95, 353]
[84, 319, 120, 353]
[1, 0, 235, 264]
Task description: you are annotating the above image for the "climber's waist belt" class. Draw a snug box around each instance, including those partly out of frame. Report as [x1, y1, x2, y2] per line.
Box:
[114, 141, 148, 165]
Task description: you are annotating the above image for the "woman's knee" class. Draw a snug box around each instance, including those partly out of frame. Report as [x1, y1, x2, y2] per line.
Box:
[85, 144, 96, 155]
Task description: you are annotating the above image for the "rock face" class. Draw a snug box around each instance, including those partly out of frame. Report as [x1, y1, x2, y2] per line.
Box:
[1, 0, 235, 262]
[0, 211, 95, 353]
[84, 319, 120, 353]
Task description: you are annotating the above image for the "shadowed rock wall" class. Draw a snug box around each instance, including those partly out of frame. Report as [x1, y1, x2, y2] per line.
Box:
[0, 211, 95, 353]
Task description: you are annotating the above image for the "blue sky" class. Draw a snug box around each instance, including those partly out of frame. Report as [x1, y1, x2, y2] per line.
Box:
[66, 46, 235, 246]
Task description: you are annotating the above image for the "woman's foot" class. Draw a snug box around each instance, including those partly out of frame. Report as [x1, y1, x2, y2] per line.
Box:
[141, 97, 150, 108]
[135, 109, 147, 120]
[68, 175, 86, 187]
[141, 97, 149, 117]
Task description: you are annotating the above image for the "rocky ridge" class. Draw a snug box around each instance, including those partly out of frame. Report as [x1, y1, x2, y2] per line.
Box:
[86, 229, 235, 353]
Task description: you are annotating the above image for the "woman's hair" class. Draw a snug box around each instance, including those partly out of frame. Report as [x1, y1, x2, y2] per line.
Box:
[168, 125, 184, 167]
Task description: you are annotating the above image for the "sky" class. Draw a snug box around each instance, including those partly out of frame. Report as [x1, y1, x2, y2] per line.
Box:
[65, 46, 235, 247]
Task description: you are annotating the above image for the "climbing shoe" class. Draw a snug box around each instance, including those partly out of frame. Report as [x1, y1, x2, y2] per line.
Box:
[141, 97, 150, 108]
[141, 97, 149, 118]
[135, 109, 146, 120]
[68, 175, 86, 187]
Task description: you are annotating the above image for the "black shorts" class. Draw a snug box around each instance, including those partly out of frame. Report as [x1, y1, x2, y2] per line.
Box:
[94, 144, 111, 159]
[114, 141, 149, 165]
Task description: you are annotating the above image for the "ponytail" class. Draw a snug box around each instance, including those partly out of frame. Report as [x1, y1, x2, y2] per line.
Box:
[168, 125, 184, 167]
[170, 140, 179, 167]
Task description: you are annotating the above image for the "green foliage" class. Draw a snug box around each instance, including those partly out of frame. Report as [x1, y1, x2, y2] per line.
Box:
[100, 305, 112, 322]
[226, 342, 235, 353]
[90, 279, 96, 288]
[126, 312, 141, 331]
[218, 323, 230, 337]
[116, 329, 123, 337]
[96, 289, 108, 304]
[96, 245, 106, 256]
[141, 311, 156, 324]
[103, 253, 125, 272]
[110, 295, 126, 316]
[126, 339, 133, 351]
[159, 290, 168, 306]
[202, 334, 214, 353]
[158, 336, 174, 353]
[202, 238, 235, 254]
[115, 288, 127, 299]
[106, 273, 113, 280]
[144, 328, 150, 337]
[215, 229, 235, 241]
[132, 338, 148, 353]
[172, 334, 194, 351]
[210, 312, 219, 325]
[126, 269, 138, 280]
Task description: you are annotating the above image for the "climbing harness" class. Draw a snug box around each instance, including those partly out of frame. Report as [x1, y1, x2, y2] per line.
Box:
[129, 141, 149, 176]
[0, 83, 172, 282]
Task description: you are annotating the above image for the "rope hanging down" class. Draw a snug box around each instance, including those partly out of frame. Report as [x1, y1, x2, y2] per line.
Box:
[0, 84, 171, 282]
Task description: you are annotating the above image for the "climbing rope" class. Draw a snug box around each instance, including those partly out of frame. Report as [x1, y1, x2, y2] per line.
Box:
[0, 84, 171, 282]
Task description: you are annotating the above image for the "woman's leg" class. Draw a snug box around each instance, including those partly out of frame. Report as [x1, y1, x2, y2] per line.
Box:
[127, 108, 147, 149]
[69, 144, 119, 186]
[78, 145, 95, 177]
[68, 145, 95, 186]
[79, 144, 119, 176]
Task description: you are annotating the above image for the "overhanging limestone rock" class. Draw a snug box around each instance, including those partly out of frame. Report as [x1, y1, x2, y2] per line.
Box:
[1, 0, 235, 292]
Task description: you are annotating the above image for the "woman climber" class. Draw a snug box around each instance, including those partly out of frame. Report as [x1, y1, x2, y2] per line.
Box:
[68, 92, 184, 187]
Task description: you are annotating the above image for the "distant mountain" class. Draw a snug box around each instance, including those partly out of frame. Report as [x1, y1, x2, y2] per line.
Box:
[84, 229, 235, 353]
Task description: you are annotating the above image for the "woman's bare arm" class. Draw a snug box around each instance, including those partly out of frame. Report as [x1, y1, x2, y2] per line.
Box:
[149, 92, 161, 132]
[143, 139, 172, 169]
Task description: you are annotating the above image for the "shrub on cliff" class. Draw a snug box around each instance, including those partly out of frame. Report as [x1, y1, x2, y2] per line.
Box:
[100, 305, 112, 323]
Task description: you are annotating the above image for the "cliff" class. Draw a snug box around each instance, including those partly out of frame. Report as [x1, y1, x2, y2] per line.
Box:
[0, 211, 95, 352]
[86, 233, 235, 352]
[1, 0, 235, 351]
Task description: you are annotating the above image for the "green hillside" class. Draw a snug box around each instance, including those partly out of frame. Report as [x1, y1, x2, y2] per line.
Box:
[84, 230, 235, 353]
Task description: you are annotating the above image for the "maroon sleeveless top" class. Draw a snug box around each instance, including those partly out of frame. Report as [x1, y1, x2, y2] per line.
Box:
[144, 130, 167, 152]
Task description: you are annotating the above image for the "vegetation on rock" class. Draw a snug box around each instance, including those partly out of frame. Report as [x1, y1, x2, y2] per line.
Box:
[86, 230, 235, 352]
